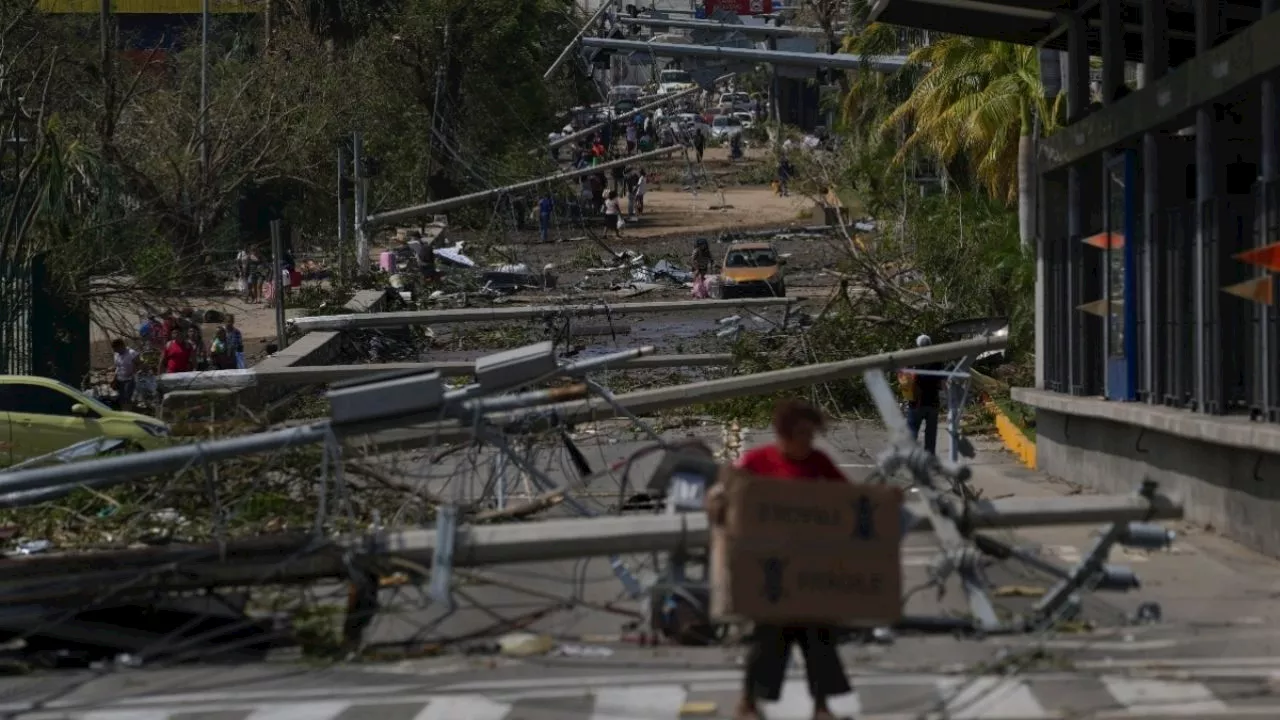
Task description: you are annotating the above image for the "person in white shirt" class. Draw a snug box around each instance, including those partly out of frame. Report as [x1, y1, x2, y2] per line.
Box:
[111, 338, 141, 411]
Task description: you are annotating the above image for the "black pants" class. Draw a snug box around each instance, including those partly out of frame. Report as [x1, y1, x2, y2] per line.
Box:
[744, 625, 851, 702]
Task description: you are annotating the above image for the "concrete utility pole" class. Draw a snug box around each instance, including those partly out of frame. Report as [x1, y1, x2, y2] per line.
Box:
[0, 336, 1002, 499]
[155, 354, 734, 391]
[578, 37, 912, 73]
[0, 495, 1183, 599]
[337, 145, 349, 282]
[352, 131, 368, 277]
[199, 0, 210, 196]
[367, 145, 680, 228]
[289, 297, 793, 332]
[545, 0, 619, 81]
[270, 219, 286, 350]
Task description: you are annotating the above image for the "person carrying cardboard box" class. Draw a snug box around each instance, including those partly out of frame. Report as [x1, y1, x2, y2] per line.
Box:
[706, 399, 855, 720]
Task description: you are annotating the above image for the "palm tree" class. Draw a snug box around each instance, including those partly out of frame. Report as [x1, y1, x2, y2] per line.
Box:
[882, 36, 1061, 251]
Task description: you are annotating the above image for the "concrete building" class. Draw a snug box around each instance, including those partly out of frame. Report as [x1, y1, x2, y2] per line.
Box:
[868, 0, 1280, 557]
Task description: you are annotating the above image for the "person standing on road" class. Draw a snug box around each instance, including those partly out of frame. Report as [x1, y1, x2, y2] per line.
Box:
[538, 192, 554, 243]
[110, 339, 141, 412]
[693, 127, 705, 164]
[905, 334, 944, 454]
[634, 169, 647, 215]
[624, 168, 640, 219]
[706, 399, 854, 720]
[222, 315, 245, 370]
[602, 191, 623, 238]
[160, 327, 194, 375]
[626, 122, 638, 155]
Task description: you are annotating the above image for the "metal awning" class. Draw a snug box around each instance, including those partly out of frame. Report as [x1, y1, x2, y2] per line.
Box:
[868, 0, 1260, 66]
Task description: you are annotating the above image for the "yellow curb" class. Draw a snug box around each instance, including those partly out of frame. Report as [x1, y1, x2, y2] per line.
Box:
[985, 398, 1036, 470]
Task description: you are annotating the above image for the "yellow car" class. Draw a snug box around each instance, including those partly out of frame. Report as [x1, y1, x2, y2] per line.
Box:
[715, 242, 786, 299]
[0, 375, 171, 467]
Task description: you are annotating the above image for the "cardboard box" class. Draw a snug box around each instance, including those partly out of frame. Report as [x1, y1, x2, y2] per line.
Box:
[710, 469, 904, 626]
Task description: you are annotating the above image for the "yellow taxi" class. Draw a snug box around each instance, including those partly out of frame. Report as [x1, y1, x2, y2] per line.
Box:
[0, 375, 171, 467]
[714, 241, 786, 299]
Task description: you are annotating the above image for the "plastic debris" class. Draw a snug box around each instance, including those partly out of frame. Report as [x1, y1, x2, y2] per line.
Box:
[497, 632, 555, 657]
[14, 540, 52, 556]
[554, 643, 614, 658]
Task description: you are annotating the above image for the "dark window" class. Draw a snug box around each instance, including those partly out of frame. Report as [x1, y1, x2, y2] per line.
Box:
[3, 384, 83, 417]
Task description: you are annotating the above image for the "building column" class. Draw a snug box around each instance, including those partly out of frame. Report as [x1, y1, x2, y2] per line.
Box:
[1141, 0, 1169, 404]
[1194, 0, 1226, 414]
[1065, 12, 1093, 395]
[1261, 0, 1280, 421]
[1040, 172, 1069, 392]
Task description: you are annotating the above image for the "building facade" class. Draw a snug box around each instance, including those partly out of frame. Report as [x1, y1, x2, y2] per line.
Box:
[870, 0, 1280, 557]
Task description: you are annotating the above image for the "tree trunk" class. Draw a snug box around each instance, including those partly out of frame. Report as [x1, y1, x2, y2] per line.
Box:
[1017, 131, 1035, 252]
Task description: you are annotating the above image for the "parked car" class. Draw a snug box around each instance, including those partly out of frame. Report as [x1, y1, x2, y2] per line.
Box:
[0, 375, 171, 467]
[714, 242, 786, 299]
[732, 111, 755, 129]
[709, 115, 745, 141]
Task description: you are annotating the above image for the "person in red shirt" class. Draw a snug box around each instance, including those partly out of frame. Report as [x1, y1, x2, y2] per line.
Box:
[722, 399, 854, 720]
[160, 327, 194, 375]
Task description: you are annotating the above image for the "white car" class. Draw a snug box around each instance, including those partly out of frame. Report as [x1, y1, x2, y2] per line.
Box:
[657, 68, 696, 96]
[732, 111, 755, 129]
[710, 115, 744, 140]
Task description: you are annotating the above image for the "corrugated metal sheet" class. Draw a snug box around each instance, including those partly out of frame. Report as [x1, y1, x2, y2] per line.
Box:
[40, 0, 263, 14]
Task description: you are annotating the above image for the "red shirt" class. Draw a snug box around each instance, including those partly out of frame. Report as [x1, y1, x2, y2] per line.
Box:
[162, 339, 194, 374]
[736, 444, 846, 483]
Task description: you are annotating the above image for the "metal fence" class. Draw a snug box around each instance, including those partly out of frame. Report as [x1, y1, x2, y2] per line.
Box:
[0, 257, 34, 376]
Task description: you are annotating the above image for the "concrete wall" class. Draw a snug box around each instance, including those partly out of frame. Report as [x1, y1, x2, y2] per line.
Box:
[161, 289, 392, 424]
[1019, 390, 1280, 558]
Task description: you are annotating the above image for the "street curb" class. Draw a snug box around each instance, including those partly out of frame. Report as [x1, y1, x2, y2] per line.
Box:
[984, 396, 1036, 470]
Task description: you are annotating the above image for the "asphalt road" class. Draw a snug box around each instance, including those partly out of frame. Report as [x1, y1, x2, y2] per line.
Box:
[4, 420, 1279, 718]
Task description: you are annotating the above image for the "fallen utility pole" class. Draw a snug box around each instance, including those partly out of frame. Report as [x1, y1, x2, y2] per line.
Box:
[624, 16, 827, 37]
[350, 334, 1009, 452]
[289, 297, 793, 333]
[0, 494, 1183, 601]
[156, 353, 733, 392]
[366, 145, 681, 228]
[544, 0, 617, 81]
[579, 37, 912, 73]
[548, 78, 730, 152]
[0, 336, 996, 502]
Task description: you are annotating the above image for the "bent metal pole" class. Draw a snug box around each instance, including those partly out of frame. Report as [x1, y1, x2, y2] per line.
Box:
[366, 145, 680, 228]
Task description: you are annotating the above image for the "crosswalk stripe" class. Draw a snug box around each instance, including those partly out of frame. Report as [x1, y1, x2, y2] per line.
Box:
[939, 677, 1049, 719]
[590, 685, 687, 719]
[757, 680, 861, 720]
[244, 702, 352, 720]
[414, 695, 511, 720]
[80, 707, 171, 712]
[1100, 677, 1228, 716]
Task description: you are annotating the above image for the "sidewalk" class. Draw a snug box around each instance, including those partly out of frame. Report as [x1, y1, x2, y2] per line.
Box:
[962, 435, 1280, 629]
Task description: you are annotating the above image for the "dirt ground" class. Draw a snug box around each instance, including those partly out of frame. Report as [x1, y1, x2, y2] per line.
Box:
[88, 146, 838, 370]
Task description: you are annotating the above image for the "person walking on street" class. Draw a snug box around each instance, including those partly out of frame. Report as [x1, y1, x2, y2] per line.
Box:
[110, 339, 141, 412]
[693, 127, 705, 164]
[635, 169, 647, 215]
[624, 169, 640, 219]
[602, 191, 623, 238]
[222, 315, 245, 369]
[538, 192, 554, 243]
[905, 334, 944, 454]
[706, 399, 855, 720]
[778, 157, 794, 197]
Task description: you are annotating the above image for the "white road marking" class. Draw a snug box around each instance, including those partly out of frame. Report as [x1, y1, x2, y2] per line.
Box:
[80, 707, 171, 712]
[938, 677, 1050, 719]
[244, 701, 352, 720]
[415, 694, 511, 720]
[589, 685, 687, 719]
[761, 680, 861, 720]
[1100, 677, 1228, 715]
